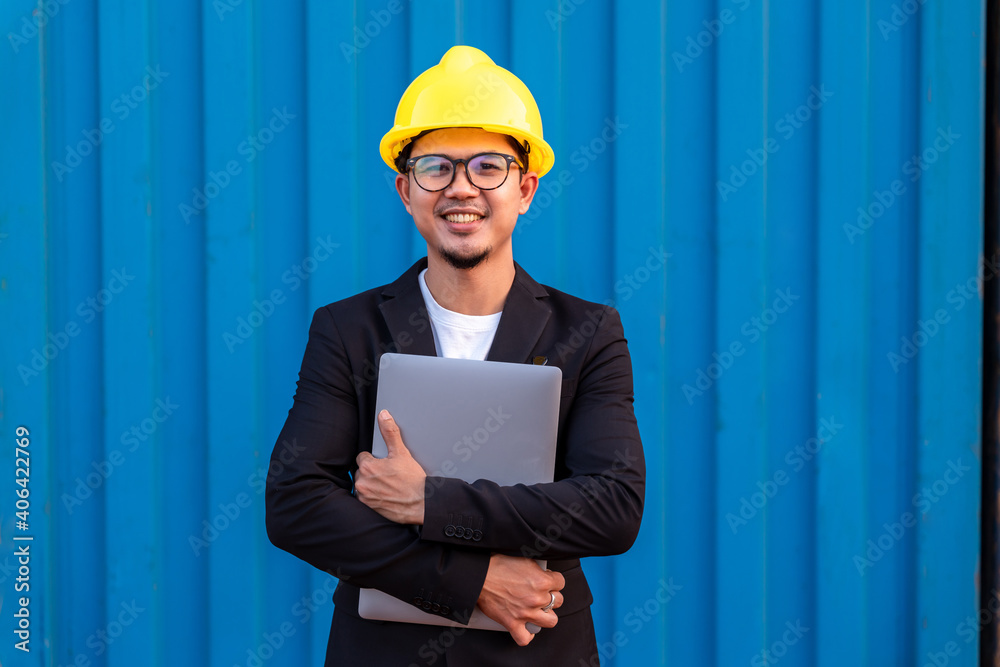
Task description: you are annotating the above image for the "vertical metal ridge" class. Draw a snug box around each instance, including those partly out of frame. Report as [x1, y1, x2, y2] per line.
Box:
[815, 2, 875, 663]
[142, 1, 166, 663]
[913, 0, 985, 663]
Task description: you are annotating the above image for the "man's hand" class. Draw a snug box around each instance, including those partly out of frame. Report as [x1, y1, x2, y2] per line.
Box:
[355, 410, 426, 524]
[477, 554, 565, 646]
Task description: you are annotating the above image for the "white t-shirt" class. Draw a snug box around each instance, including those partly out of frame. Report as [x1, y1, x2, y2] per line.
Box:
[418, 269, 502, 360]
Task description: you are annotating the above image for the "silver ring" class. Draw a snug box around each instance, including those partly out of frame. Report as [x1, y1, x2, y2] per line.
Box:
[541, 592, 556, 612]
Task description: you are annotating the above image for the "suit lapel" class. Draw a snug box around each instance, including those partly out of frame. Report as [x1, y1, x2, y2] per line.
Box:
[378, 258, 438, 357]
[379, 258, 551, 363]
[486, 262, 551, 363]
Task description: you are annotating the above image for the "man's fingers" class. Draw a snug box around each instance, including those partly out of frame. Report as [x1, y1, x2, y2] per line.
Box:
[354, 453, 375, 500]
[508, 624, 535, 647]
[377, 410, 410, 458]
[535, 605, 559, 628]
[477, 555, 569, 646]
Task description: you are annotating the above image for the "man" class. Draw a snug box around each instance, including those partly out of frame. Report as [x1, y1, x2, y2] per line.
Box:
[266, 45, 645, 666]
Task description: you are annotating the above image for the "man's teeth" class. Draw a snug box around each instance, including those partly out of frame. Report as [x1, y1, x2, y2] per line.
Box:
[444, 213, 483, 223]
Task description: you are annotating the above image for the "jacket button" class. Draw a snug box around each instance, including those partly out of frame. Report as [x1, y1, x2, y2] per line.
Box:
[463, 531, 473, 540]
[441, 605, 451, 616]
[413, 597, 423, 606]
[431, 602, 441, 613]
[454, 526, 466, 538]
[422, 601, 433, 611]
[472, 530, 483, 541]
[445, 525, 456, 537]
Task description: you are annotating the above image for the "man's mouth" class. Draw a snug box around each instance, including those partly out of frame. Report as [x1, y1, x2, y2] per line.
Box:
[442, 212, 484, 223]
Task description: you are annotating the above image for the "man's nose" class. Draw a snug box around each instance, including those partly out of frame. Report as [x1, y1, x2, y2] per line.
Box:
[444, 163, 480, 198]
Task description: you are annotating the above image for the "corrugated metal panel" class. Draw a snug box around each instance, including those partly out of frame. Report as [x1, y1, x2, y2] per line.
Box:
[0, 0, 985, 665]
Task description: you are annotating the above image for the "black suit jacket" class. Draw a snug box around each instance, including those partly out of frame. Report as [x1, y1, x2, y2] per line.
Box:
[266, 258, 645, 665]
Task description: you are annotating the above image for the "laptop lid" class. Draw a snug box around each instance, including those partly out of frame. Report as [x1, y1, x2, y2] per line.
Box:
[358, 353, 562, 631]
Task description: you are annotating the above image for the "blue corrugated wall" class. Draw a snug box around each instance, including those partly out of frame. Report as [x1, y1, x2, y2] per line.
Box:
[0, 0, 987, 665]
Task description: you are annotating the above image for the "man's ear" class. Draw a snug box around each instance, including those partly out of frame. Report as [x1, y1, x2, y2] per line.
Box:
[518, 172, 539, 215]
[395, 173, 412, 214]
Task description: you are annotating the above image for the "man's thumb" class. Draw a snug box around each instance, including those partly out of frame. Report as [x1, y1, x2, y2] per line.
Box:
[378, 410, 409, 457]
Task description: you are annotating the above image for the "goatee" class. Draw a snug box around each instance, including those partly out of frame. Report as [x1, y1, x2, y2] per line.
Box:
[440, 246, 491, 270]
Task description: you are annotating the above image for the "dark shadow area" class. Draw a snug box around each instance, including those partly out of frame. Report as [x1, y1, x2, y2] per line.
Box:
[983, 0, 1000, 665]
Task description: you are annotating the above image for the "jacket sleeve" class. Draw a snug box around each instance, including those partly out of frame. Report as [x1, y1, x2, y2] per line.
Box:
[419, 306, 646, 560]
[265, 306, 490, 622]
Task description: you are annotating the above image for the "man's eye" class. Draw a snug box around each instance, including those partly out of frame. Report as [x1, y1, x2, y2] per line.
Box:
[475, 158, 505, 171]
[419, 161, 452, 175]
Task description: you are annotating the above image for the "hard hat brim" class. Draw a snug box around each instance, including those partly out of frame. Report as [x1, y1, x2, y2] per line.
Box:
[380, 123, 555, 178]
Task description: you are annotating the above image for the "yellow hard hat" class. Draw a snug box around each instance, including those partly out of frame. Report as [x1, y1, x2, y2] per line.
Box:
[380, 45, 555, 178]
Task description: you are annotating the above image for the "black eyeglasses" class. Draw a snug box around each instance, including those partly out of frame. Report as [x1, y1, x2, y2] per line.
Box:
[405, 152, 524, 192]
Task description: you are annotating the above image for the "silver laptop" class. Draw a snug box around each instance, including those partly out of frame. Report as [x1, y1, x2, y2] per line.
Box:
[357, 353, 562, 631]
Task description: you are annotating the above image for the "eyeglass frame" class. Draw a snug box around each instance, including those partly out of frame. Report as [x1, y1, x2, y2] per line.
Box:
[404, 152, 526, 192]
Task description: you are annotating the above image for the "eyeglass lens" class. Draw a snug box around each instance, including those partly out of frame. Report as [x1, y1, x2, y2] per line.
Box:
[412, 154, 512, 191]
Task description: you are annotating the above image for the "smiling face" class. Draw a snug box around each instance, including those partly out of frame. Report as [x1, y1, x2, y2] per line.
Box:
[395, 127, 538, 271]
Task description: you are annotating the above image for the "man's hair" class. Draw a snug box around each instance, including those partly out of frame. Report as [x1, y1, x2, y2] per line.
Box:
[395, 131, 530, 176]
